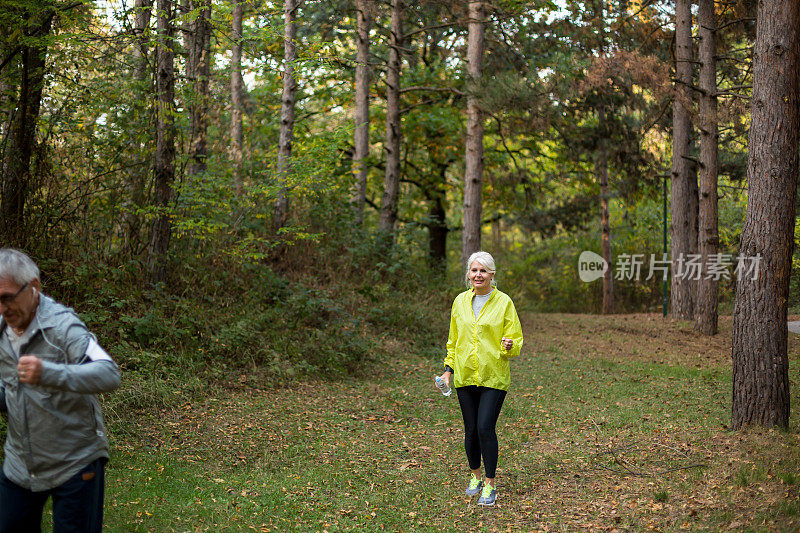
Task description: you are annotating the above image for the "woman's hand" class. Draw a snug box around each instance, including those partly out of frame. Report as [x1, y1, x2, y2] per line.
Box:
[501, 337, 513, 351]
[436, 371, 452, 390]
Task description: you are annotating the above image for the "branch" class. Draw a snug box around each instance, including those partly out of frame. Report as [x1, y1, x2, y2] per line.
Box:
[400, 86, 465, 96]
[0, 46, 22, 74]
[403, 21, 461, 40]
[400, 97, 447, 115]
[717, 92, 750, 100]
[715, 17, 755, 32]
[714, 84, 751, 96]
[670, 78, 705, 93]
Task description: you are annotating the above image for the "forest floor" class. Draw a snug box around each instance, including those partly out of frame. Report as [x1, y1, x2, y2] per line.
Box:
[100, 313, 800, 532]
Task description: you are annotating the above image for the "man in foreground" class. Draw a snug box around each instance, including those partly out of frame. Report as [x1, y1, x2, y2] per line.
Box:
[0, 248, 120, 532]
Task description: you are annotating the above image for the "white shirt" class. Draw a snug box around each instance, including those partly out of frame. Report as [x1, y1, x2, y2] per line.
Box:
[472, 288, 493, 319]
[5, 321, 35, 359]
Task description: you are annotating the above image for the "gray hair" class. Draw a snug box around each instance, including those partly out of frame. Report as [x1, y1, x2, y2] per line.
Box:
[464, 251, 498, 288]
[0, 249, 40, 287]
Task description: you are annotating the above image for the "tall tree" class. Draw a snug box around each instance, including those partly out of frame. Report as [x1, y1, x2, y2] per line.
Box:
[695, 0, 719, 335]
[124, 0, 153, 247]
[670, 0, 694, 320]
[274, 0, 299, 229]
[378, 0, 404, 236]
[731, 0, 799, 429]
[351, 0, 371, 226]
[0, 6, 53, 247]
[230, 0, 244, 195]
[133, 0, 153, 81]
[461, 0, 485, 263]
[147, 0, 176, 284]
[598, 106, 613, 314]
[185, 0, 212, 176]
[596, 0, 612, 315]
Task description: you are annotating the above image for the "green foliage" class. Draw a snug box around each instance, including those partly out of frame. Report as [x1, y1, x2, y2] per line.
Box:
[505, 186, 749, 313]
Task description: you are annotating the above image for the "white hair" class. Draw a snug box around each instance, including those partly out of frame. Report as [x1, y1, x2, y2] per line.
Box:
[0, 249, 40, 286]
[464, 251, 497, 288]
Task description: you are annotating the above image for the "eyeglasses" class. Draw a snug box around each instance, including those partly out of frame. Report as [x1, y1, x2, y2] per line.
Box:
[0, 282, 29, 306]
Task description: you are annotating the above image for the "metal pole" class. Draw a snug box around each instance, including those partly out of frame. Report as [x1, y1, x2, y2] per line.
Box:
[663, 174, 668, 318]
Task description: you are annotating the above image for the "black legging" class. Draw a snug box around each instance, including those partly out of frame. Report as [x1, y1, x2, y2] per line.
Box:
[455, 385, 507, 479]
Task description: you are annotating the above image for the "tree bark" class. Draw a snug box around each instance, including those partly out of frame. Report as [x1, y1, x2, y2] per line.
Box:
[670, 0, 694, 320]
[123, 0, 152, 249]
[351, 0, 371, 226]
[147, 0, 176, 285]
[186, 0, 212, 176]
[599, 107, 613, 314]
[133, 0, 152, 81]
[230, 0, 244, 195]
[461, 0, 485, 264]
[274, 0, 298, 230]
[0, 12, 51, 247]
[378, 0, 403, 237]
[731, 0, 799, 429]
[695, 0, 719, 335]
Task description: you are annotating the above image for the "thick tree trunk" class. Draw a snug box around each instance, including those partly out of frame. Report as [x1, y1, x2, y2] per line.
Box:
[124, 0, 152, 249]
[0, 14, 51, 247]
[695, 0, 719, 335]
[670, 0, 693, 320]
[599, 106, 613, 314]
[147, 0, 176, 285]
[461, 0, 485, 263]
[133, 0, 152, 81]
[351, 0, 371, 226]
[378, 0, 403, 237]
[230, 0, 244, 195]
[274, 0, 298, 229]
[186, 0, 211, 176]
[731, 0, 799, 429]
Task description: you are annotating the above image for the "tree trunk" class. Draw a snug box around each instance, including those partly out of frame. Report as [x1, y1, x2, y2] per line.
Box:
[351, 0, 371, 226]
[670, 0, 693, 320]
[274, 0, 298, 229]
[147, 0, 176, 285]
[186, 0, 212, 176]
[0, 13, 51, 247]
[378, 0, 403, 237]
[428, 193, 448, 273]
[598, 105, 613, 314]
[133, 0, 152, 81]
[230, 0, 244, 195]
[124, 0, 152, 249]
[461, 0, 485, 264]
[695, 0, 718, 335]
[731, 0, 799, 430]
[0, 78, 12, 158]
[428, 163, 449, 273]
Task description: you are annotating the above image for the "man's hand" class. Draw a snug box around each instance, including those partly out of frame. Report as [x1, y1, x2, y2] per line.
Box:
[501, 337, 514, 350]
[17, 355, 43, 385]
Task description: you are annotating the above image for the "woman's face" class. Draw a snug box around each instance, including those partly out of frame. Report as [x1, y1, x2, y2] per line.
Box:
[468, 261, 494, 294]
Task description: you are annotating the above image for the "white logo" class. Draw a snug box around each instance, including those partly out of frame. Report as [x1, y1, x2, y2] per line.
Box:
[578, 251, 609, 282]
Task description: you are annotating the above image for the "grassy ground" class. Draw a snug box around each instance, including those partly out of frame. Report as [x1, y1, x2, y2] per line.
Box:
[100, 313, 800, 532]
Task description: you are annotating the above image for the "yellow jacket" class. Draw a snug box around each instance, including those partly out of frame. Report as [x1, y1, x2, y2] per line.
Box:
[444, 288, 523, 391]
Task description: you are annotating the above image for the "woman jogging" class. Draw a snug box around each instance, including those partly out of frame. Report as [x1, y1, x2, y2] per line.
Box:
[437, 251, 523, 506]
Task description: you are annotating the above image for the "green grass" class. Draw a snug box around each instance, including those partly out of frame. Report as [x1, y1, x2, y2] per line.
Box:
[94, 313, 800, 532]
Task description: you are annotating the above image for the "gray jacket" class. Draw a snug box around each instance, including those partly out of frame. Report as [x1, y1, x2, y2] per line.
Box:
[0, 294, 120, 491]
